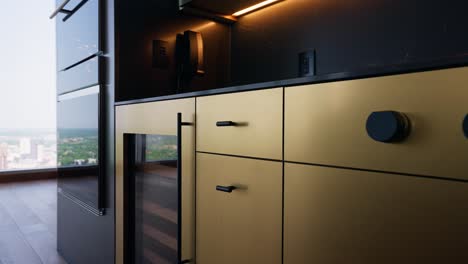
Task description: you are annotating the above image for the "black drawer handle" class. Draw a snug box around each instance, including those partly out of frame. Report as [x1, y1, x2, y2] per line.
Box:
[216, 185, 237, 193]
[216, 121, 236, 127]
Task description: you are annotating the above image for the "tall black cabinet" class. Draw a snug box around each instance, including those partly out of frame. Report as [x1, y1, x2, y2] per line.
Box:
[53, 0, 115, 263]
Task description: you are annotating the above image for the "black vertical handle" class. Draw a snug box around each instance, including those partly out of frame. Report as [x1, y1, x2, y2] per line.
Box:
[177, 113, 192, 264]
[177, 113, 183, 264]
[463, 114, 468, 139]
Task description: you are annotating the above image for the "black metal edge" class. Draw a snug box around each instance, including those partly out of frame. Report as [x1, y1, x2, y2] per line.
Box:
[57, 82, 101, 97]
[62, 0, 89, 22]
[281, 87, 285, 264]
[50, 0, 72, 19]
[115, 55, 468, 106]
[98, 0, 104, 63]
[177, 113, 183, 263]
[57, 56, 102, 97]
[179, 0, 191, 6]
[179, 6, 237, 24]
[98, 85, 106, 211]
[284, 160, 468, 184]
[196, 151, 282, 163]
[193, 98, 197, 264]
[123, 134, 136, 264]
[60, 51, 104, 72]
[58, 188, 105, 216]
[0, 167, 57, 175]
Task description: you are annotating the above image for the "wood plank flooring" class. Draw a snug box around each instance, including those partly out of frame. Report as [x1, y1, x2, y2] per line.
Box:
[0, 179, 67, 264]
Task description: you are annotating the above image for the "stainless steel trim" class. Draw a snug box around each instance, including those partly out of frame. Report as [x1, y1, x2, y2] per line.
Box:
[49, 0, 72, 19]
[58, 85, 100, 102]
[58, 188, 105, 216]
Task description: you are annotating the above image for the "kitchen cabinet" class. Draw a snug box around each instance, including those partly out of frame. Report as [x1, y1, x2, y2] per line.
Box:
[116, 98, 196, 264]
[197, 88, 283, 160]
[284, 162, 468, 264]
[285, 67, 468, 180]
[197, 153, 282, 264]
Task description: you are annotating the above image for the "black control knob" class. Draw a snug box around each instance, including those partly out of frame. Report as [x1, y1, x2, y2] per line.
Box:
[366, 111, 411, 143]
[463, 115, 468, 139]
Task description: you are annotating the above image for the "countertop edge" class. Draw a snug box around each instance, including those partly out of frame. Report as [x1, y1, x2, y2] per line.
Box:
[115, 55, 468, 106]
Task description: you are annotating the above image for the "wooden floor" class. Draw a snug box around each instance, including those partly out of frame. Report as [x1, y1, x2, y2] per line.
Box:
[0, 179, 67, 264]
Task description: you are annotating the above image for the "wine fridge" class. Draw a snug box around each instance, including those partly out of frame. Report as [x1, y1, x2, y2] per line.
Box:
[116, 99, 195, 264]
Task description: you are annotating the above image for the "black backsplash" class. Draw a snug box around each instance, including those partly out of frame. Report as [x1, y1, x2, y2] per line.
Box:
[116, 0, 468, 101]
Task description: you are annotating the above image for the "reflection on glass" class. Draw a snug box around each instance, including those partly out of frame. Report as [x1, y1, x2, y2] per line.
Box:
[56, 0, 100, 70]
[58, 128, 99, 167]
[126, 134, 180, 264]
[145, 135, 177, 162]
[57, 91, 101, 211]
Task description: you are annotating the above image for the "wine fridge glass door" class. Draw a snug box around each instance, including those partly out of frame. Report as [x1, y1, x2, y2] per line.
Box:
[124, 131, 181, 264]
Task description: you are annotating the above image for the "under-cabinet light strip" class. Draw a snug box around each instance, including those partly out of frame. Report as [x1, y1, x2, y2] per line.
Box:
[232, 0, 280, 17]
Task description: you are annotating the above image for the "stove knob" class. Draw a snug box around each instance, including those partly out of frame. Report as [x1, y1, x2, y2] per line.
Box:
[463, 115, 468, 138]
[366, 111, 411, 143]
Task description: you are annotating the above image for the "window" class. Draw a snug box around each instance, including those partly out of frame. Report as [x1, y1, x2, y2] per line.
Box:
[0, 1, 56, 171]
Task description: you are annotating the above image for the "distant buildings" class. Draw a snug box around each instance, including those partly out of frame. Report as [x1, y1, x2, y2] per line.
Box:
[30, 141, 39, 160]
[0, 143, 8, 170]
[0, 130, 57, 171]
[20, 137, 31, 155]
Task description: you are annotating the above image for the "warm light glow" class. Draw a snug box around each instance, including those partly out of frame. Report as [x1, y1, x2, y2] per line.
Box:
[232, 0, 280, 17]
[191, 21, 216, 32]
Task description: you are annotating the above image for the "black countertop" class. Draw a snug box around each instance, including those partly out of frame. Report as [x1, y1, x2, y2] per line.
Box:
[115, 55, 468, 106]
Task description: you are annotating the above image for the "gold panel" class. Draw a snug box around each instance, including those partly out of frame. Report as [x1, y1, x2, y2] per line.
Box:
[284, 162, 468, 264]
[115, 99, 195, 264]
[285, 67, 468, 180]
[196, 153, 282, 264]
[197, 88, 283, 160]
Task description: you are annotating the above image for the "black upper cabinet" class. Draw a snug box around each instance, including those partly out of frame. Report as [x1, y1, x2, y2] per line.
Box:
[116, 0, 468, 102]
[56, 0, 100, 70]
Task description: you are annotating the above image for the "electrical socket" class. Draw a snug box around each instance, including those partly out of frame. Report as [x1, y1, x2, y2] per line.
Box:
[299, 50, 316, 77]
[152, 40, 170, 69]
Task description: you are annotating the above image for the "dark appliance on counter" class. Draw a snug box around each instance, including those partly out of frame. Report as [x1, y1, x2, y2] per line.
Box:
[117, 0, 293, 101]
[52, 0, 105, 215]
[175, 30, 205, 92]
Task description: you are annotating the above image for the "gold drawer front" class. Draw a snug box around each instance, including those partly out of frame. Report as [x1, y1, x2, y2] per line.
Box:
[285, 67, 468, 180]
[284, 163, 468, 264]
[197, 88, 283, 160]
[197, 153, 282, 264]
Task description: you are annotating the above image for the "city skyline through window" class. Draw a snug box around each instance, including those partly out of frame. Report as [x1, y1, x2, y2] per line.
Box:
[0, 1, 57, 171]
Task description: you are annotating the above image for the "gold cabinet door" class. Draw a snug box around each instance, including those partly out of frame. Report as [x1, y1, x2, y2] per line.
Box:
[196, 88, 283, 160]
[284, 162, 468, 264]
[285, 67, 468, 180]
[197, 153, 282, 264]
[115, 98, 196, 264]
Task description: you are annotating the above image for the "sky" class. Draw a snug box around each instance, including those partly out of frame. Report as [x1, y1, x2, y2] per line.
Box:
[0, 0, 56, 129]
